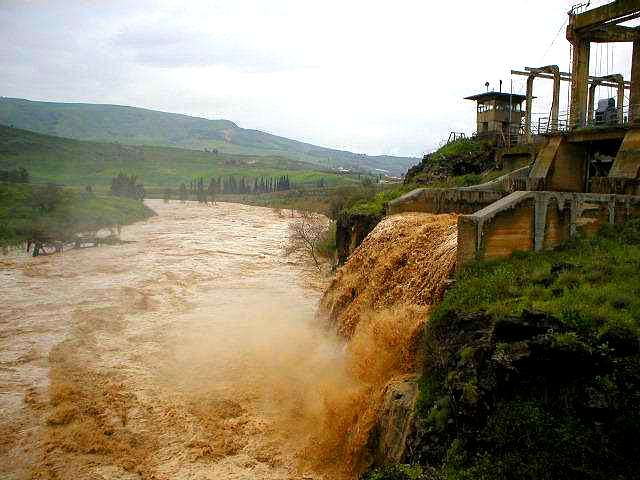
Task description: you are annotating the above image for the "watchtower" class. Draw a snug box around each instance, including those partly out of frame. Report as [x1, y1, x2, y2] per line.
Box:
[464, 92, 527, 145]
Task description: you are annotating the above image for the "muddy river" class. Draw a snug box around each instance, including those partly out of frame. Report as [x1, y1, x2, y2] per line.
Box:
[0, 200, 351, 479]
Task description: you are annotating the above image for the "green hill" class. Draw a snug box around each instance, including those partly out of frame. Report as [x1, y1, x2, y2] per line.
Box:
[0, 125, 361, 190]
[0, 97, 417, 177]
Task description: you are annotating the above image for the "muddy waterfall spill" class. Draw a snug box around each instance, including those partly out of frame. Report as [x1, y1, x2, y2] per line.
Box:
[0, 202, 457, 479]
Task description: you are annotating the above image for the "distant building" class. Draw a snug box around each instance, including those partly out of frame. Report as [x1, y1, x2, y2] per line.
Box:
[464, 92, 526, 145]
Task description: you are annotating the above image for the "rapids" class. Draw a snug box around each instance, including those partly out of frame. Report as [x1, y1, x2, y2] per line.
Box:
[0, 200, 348, 479]
[0, 201, 459, 480]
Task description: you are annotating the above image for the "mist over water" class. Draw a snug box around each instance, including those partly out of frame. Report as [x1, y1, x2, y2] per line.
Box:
[0, 200, 340, 478]
[0, 201, 457, 479]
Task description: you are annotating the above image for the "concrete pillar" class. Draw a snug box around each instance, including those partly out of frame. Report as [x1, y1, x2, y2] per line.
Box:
[630, 38, 640, 125]
[588, 81, 598, 125]
[617, 81, 625, 125]
[550, 68, 560, 131]
[569, 38, 590, 129]
[525, 75, 534, 143]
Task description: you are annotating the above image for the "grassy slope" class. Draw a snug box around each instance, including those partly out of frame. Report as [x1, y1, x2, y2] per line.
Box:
[404, 138, 496, 185]
[434, 222, 640, 332]
[0, 183, 154, 247]
[0, 97, 418, 176]
[0, 125, 361, 189]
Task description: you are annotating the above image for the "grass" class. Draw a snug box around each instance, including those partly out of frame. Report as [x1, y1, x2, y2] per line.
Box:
[432, 138, 487, 160]
[346, 186, 411, 216]
[431, 220, 640, 337]
[421, 173, 483, 189]
[0, 125, 365, 191]
[404, 137, 496, 186]
[0, 183, 155, 248]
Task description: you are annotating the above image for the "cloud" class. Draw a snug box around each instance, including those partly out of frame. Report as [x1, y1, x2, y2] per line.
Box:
[113, 23, 299, 72]
[1, 0, 631, 157]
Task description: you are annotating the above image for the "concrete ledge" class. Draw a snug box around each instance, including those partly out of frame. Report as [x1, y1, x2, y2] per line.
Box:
[388, 188, 504, 215]
[458, 165, 531, 193]
[457, 191, 640, 268]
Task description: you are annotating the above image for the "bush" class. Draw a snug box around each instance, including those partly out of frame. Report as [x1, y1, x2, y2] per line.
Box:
[364, 464, 425, 480]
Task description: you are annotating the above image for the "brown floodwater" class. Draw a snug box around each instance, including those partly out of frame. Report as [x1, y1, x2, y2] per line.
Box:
[0, 200, 352, 480]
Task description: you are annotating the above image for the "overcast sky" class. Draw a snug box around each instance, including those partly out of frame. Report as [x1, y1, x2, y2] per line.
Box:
[0, 0, 634, 157]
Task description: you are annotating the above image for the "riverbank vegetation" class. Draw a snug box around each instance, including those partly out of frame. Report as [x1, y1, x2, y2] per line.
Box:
[366, 219, 640, 479]
[0, 181, 155, 252]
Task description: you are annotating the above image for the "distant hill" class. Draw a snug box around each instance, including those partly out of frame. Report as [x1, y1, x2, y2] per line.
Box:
[0, 97, 418, 177]
[0, 125, 361, 190]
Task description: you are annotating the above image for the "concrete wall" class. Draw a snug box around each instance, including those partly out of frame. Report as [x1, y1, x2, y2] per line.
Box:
[457, 191, 640, 268]
[549, 142, 587, 192]
[497, 144, 537, 172]
[483, 203, 534, 259]
[388, 189, 504, 216]
[528, 136, 588, 192]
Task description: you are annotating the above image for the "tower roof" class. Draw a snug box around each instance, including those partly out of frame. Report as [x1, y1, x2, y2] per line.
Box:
[464, 92, 527, 103]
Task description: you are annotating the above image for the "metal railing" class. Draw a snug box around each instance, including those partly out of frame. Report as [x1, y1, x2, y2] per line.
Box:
[518, 105, 633, 141]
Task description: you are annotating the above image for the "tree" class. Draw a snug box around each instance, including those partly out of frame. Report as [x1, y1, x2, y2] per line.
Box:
[0, 167, 29, 183]
[207, 178, 218, 205]
[110, 173, 145, 201]
[29, 183, 62, 214]
[195, 177, 206, 203]
[284, 211, 328, 271]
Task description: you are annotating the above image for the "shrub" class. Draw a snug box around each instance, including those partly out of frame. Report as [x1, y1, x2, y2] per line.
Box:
[364, 464, 425, 480]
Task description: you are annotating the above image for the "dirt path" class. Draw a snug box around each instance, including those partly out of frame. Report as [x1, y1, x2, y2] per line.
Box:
[0, 200, 339, 480]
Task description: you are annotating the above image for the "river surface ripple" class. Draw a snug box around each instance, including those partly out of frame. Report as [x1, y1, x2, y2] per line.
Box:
[0, 200, 333, 479]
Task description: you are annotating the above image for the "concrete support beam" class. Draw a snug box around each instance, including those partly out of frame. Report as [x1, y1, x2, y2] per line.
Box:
[618, 78, 627, 125]
[528, 136, 563, 191]
[525, 76, 534, 143]
[610, 129, 640, 190]
[588, 25, 640, 43]
[513, 69, 631, 89]
[569, 39, 590, 129]
[572, 1, 640, 32]
[631, 39, 640, 125]
[524, 65, 560, 142]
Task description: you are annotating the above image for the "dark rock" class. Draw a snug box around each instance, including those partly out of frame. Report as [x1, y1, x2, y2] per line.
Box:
[600, 327, 640, 355]
[494, 310, 564, 342]
[550, 261, 578, 275]
[335, 212, 382, 265]
[371, 376, 420, 466]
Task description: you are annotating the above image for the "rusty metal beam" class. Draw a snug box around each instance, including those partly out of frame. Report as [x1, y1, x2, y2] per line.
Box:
[571, 0, 640, 33]
[588, 25, 640, 43]
[512, 70, 630, 89]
